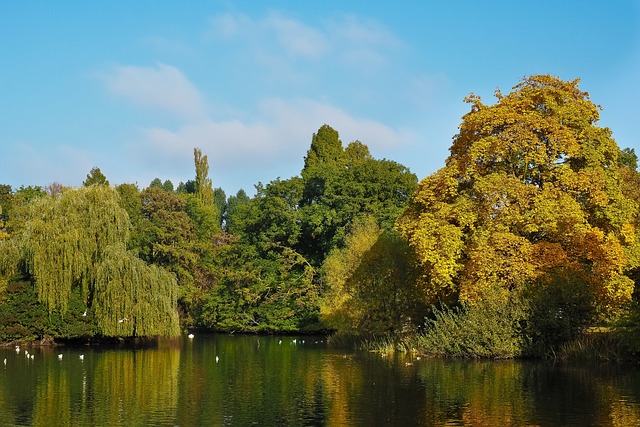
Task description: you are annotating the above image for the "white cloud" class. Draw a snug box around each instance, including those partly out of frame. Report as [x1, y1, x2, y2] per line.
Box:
[103, 63, 206, 119]
[205, 11, 399, 70]
[264, 12, 330, 59]
[135, 97, 412, 173]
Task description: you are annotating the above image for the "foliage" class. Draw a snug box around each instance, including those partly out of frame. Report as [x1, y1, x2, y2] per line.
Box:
[149, 178, 163, 189]
[213, 187, 227, 228]
[197, 238, 321, 332]
[523, 269, 596, 356]
[194, 147, 215, 207]
[234, 125, 417, 270]
[18, 185, 130, 312]
[94, 244, 180, 337]
[620, 147, 638, 171]
[321, 216, 425, 337]
[0, 186, 180, 337]
[612, 303, 640, 355]
[416, 289, 529, 358]
[83, 166, 109, 186]
[137, 186, 199, 290]
[223, 189, 250, 234]
[397, 75, 640, 322]
[0, 279, 96, 342]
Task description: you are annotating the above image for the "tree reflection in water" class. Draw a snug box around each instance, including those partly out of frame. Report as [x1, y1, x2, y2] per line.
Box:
[0, 335, 639, 426]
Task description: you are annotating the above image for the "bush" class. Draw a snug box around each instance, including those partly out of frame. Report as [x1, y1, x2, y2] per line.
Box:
[523, 272, 595, 357]
[0, 279, 96, 342]
[416, 290, 528, 358]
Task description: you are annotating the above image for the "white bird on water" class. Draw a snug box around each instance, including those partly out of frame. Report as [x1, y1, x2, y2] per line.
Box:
[188, 333, 194, 339]
[58, 354, 63, 360]
[15, 346, 20, 354]
[30, 355, 34, 360]
[3, 358, 6, 366]
[215, 356, 219, 363]
[79, 355, 84, 361]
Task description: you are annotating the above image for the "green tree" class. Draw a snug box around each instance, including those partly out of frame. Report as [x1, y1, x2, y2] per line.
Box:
[397, 75, 640, 337]
[162, 179, 174, 192]
[83, 167, 109, 186]
[234, 178, 304, 252]
[176, 180, 196, 194]
[0, 186, 180, 337]
[301, 124, 344, 205]
[214, 187, 227, 228]
[297, 127, 417, 265]
[0, 185, 11, 240]
[224, 189, 251, 234]
[149, 178, 163, 189]
[620, 147, 638, 171]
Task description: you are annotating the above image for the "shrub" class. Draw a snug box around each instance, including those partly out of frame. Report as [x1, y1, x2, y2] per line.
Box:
[416, 290, 528, 358]
[523, 271, 595, 357]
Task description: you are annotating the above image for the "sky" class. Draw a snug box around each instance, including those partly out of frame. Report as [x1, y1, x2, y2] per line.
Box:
[2, 2, 639, 196]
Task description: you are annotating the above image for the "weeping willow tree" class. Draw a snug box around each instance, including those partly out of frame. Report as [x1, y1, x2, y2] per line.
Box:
[95, 244, 180, 337]
[0, 186, 180, 337]
[0, 238, 22, 294]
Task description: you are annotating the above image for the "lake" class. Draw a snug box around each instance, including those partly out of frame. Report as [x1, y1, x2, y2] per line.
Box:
[1, 334, 640, 426]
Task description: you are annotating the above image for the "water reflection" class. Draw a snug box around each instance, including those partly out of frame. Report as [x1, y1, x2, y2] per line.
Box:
[1, 335, 640, 426]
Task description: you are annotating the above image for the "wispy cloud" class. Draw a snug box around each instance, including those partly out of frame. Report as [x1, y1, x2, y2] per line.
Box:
[100, 12, 418, 192]
[129, 98, 414, 191]
[134, 97, 412, 182]
[103, 63, 206, 119]
[205, 11, 401, 71]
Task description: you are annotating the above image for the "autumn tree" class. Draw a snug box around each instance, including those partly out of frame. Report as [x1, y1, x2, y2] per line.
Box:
[398, 75, 640, 326]
[194, 148, 214, 207]
[321, 215, 423, 337]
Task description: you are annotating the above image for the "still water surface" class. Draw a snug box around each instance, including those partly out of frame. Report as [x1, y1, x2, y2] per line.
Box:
[1, 334, 640, 426]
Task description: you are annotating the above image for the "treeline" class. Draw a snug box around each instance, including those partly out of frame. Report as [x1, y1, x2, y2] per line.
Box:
[0, 124, 419, 340]
[2, 75, 640, 359]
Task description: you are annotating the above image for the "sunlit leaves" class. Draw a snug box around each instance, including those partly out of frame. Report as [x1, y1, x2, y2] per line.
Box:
[399, 75, 640, 314]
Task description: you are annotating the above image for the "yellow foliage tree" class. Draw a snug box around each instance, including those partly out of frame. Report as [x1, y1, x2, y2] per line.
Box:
[321, 215, 424, 336]
[397, 75, 640, 312]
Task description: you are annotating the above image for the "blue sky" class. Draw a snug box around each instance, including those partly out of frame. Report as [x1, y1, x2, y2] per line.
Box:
[2, 2, 639, 195]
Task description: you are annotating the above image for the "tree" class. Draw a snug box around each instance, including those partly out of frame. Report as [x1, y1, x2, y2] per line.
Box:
[194, 148, 214, 207]
[176, 180, 196, 194]
[83, 167, 109, 186]
[214, 187, 227, 228]
[149, 178, 163, 189]
[0, 186, 180, 337]
[0, 185, 11, 240]
[321, 215, 424, 337]
[297, 127, 417, 265]
[162, 179, 174, 192]
[301, 124, 344, 205]
[224, 189, 250, 234]
[620, 148, 638, 171]
[45, 182, 68, 197]
[397, 75, 640, 320]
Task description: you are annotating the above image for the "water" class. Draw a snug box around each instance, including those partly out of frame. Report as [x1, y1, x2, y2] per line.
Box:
[1, 334, 640, 426]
